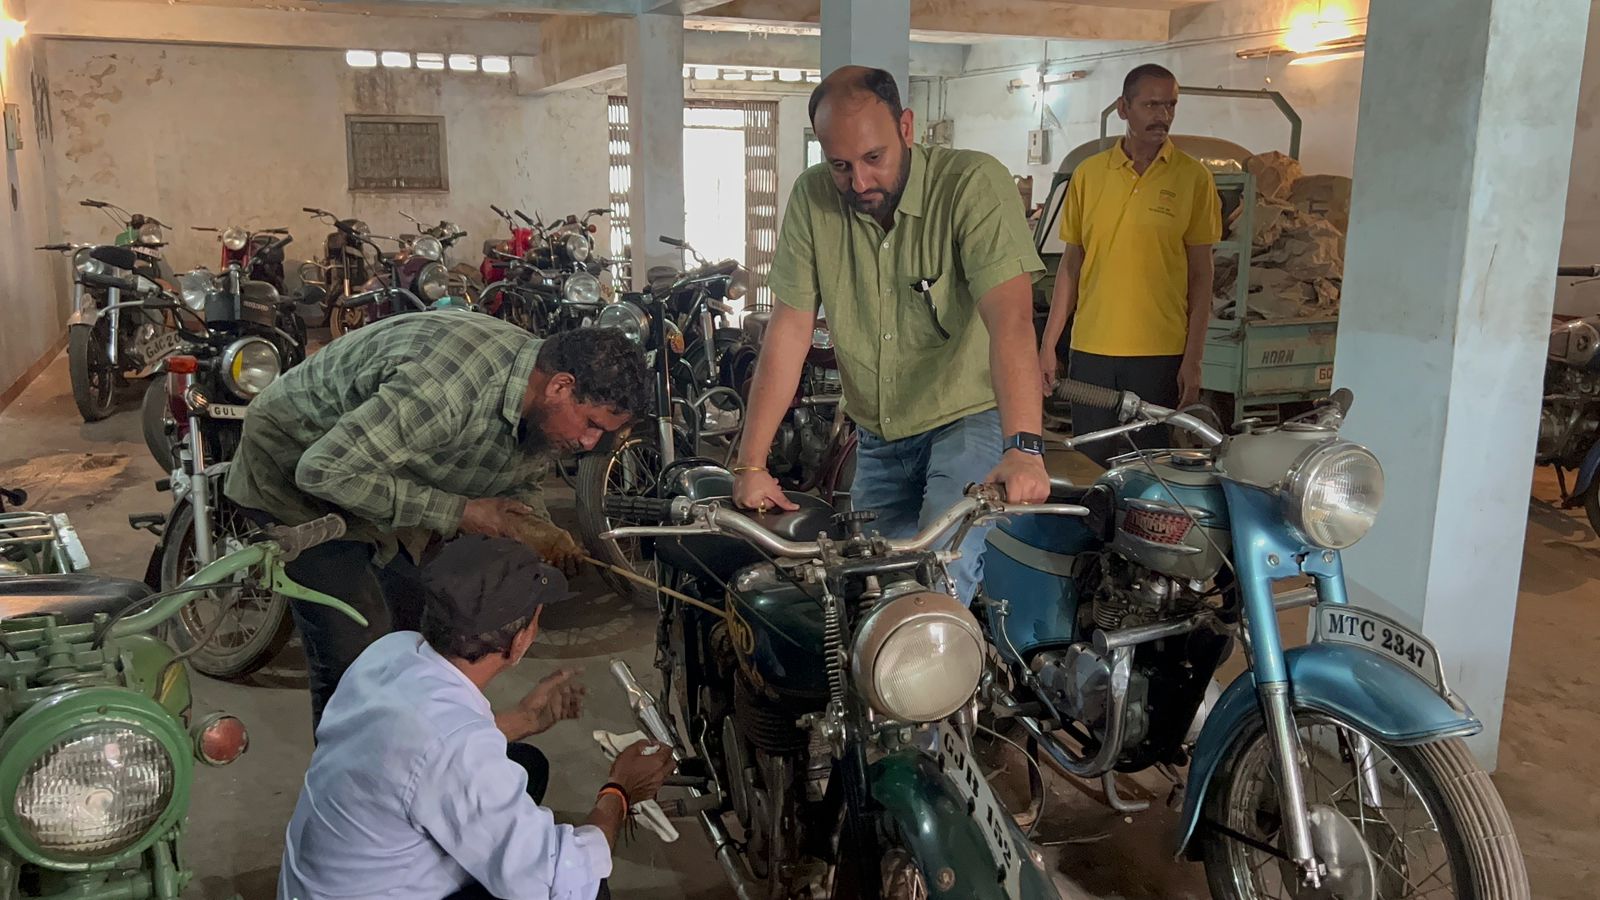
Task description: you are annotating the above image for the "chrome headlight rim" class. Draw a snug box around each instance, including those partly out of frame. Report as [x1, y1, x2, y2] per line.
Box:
[221, 226, 249, 252]
[849, 588, 985, 723]
[563, 230, 593, 263]
[221, 336, 282, 399]
[177, 270, 214, 312]
[411, 235, 445, 263]
[417, 262, 450, 302]
[595, 300, 648, 344]
[0, 687, 190, 869]
[563, 271, 602, 306]
[74, 248, 107, 278]
[137, 222, 164, 246]
[1283, 438, 1385, 551]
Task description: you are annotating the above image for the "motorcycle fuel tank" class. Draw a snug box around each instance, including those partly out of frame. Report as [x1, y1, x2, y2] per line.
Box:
[727, 562, 829, 703]
[1101, 453, 1232, 583]
[982, 513, 1100, 663]
[1550, 316, 1600, 373]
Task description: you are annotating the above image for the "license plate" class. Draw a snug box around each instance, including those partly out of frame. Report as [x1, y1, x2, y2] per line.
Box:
[934, 721, 1034, 894]
[207, 403, 248, 420]
[1315, 364, 1334, 385]
[1314, 605, 1443, 690]
[140, 330, 185, 362]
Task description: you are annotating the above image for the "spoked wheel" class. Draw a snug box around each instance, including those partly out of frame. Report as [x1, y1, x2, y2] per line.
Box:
[1200, 713, 1528, 900]
[68, 323, 117, 422]
[327, 302, 366, 339]
[575, 433, 666, 605]
[161, 501, 295, 680]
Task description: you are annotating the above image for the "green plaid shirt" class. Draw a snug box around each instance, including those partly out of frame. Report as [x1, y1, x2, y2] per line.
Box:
[223, 311, 549, 563]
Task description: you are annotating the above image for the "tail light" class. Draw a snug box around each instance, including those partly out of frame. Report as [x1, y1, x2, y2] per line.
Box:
[167, 355, 199, 375]
[193, 713, 249, 766]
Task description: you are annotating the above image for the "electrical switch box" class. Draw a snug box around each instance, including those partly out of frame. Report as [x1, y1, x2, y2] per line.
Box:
[3, 104, 21, 151]
[1027, 129, 1048, 166]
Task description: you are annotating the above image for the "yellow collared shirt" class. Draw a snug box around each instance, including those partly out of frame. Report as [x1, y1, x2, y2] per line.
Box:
[1059, 139, 1221, 357]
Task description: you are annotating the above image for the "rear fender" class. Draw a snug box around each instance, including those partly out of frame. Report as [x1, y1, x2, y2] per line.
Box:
[1174, 641, 1481, 857]
[870, 726, 1061, 899]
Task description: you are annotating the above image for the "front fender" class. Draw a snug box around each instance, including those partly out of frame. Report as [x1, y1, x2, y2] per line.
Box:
[67, 308, 97, 328]
[1175, 641, 1481, 857]
[1573, 440, 1600, 497]
[871, 740, 1061, 899]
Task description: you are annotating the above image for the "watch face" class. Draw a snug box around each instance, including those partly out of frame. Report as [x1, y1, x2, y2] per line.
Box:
[1009, 433, 1044, 454]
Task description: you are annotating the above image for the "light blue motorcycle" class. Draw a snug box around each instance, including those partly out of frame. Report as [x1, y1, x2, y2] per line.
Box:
[979, 381, 1529, 899]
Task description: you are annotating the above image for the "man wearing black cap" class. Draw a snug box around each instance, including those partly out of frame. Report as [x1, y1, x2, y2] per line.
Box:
[278, 536, 675, 900]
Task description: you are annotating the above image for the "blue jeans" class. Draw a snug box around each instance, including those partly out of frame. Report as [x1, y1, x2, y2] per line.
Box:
[850, 409, 1002, 604]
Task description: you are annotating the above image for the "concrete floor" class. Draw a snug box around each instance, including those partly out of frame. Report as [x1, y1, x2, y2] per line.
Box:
[2, 352, 1596, 899]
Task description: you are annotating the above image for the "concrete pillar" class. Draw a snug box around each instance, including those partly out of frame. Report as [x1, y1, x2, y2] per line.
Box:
[625, 12, 685, 289]
[1334, 0, 1590, 768]
[821, 0, 911, 100]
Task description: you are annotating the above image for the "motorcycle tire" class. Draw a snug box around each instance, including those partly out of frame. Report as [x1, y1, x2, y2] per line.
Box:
[328, 303, 364, 340]
[68, 323, 117, 422]
[161, 501, 296, 680]
[1198, 712, 1529, 900]
[1583, 476, 1600, 538]
[141, 379, 174, 473]
[575, 433, 665, 606]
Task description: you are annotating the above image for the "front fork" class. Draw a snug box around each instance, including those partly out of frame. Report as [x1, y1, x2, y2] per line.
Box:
[182, 423, 215, 565]
[107, 285, 122, 366]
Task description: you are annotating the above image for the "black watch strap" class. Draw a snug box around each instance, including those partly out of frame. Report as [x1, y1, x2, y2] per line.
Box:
[1004, 432, 1045, 455]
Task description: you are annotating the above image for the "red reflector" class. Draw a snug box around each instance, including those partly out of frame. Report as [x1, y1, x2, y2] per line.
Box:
[167, 355, 200, 375]
[197, 715, 249, 766]
[1121, 507, 1193, 545]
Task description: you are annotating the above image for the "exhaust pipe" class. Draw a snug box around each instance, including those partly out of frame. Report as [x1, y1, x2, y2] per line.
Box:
[608, 659, 762, 900]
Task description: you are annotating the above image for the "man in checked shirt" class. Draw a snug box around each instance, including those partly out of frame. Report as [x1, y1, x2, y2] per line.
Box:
[224, 312, 649, 729]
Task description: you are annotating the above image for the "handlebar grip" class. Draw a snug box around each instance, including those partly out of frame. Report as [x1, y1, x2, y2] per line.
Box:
[659, 236, 686, 248]
[303, 207, 323, 214]
[492, 205, 508, 218]
[1557, 265, 1600, 277]
[275, 234, 294, 251]
[603, 495, 678, 524]
[515, 210, 535, 226]
[81, 199, 108, 208]
[1053, 378, 1124, 410]
[80, 272, 139, 292]
[265, 514, 347, 561]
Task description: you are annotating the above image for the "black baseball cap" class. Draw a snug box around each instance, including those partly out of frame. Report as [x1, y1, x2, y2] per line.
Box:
[419, 535, 578, 634]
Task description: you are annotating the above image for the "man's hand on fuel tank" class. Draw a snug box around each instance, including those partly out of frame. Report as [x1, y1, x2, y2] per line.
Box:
[511, 517, 584, 577]
[459, 498, 535, 539]
[987, 451, 1050, 505]
[732, 468, 798, 514]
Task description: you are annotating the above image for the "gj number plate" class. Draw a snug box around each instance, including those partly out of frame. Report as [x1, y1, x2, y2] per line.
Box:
[207, 404, 248, 420]
[1314, 605, 1443, 691]
[139, 330, 185, 363]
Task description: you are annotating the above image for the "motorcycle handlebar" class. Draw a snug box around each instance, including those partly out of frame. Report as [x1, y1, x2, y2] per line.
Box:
[262, 514, 347, 563]
[1053, 378, 1227, 449]
[515, 210, 535, 226]
[1558, 265, 1600, 278]
[80, 198, 109, 208]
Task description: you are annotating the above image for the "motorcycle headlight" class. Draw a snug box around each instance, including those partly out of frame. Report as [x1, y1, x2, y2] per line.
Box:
[1284, 440, 1385, 550]
[563, 272, 602, 306]
[221, 226, 249, 252]
[412, 236, 444, 262]
[418, 262, 450, 301]
[850, 590, 985, 723]
[564, 231, 592, 263]
[177, 270, 213, 312]
[74, 249, 106, 277]
[596, 300, 648, 344]
[222, 337, 281, 399]
[137, 222, 163, 246]
[351, 220, 371, 236]
[727, 267, 749, 301]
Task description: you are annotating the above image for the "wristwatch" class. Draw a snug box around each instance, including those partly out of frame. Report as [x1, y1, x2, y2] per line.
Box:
[1004, 432, 1045, 456]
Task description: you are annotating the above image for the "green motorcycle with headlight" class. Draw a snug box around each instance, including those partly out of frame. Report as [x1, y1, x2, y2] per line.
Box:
[599, 468, 1069, 899]
[0, 496, 364, 900]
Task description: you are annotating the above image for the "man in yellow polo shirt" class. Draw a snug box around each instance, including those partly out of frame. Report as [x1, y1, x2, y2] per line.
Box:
[1037, 64, 1220, 466]
[731, 65, 1048, 604]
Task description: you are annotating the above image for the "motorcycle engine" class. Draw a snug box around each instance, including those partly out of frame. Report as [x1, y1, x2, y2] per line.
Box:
[770, 363, 843, 480]
[1539, 365, 1600, 464]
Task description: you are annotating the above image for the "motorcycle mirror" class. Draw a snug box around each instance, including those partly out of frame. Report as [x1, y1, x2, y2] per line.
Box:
[90, 245, 141, 270]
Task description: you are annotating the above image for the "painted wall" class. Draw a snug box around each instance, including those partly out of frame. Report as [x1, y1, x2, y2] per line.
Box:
[43, 39, 614, 278]
[0, 0, 67, 397]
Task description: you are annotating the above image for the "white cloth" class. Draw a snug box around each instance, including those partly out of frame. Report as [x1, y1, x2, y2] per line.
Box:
[591, 730, 681, 842]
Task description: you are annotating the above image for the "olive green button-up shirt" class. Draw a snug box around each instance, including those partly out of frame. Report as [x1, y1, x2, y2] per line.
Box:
[223, 311, 550, 563]
[766, 144, 1044, 441]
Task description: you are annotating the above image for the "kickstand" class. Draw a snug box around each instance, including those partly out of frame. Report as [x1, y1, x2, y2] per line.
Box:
[1102, 772, 1149, 814]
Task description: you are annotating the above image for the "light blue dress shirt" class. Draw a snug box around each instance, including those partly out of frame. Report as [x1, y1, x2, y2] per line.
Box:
[278, 632, 610, 900]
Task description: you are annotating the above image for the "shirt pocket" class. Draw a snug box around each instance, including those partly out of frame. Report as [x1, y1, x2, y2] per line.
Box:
[899, 273, 955, 350]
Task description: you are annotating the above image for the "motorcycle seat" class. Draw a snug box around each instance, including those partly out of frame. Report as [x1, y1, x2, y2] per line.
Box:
[0, 574, 152, 625]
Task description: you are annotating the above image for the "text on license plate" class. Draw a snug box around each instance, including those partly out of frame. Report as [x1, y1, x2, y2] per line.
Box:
[142, 331, 184, 361]
[1315, 607, 1441, 690]
[208, 403, 248, 420]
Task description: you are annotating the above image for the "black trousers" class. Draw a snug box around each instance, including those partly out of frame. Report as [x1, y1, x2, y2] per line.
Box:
[278, 539, 427, 731]
[443, 745, 612, 900]
[1068, 350, 1183, 468]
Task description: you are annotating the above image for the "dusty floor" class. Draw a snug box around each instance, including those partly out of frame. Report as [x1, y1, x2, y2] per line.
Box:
[2, 352, 1596, 900]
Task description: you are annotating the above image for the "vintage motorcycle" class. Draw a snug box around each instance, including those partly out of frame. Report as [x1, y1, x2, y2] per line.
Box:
[478, 205, 538, 285]
[580, 257, 750, 602]
[1538, 263, 1600, 535]
[191, 224, 291, 292]
[0, 488, 363, 899]
[328, 225, 471, 337]
[40, 240, 185, 422]
[599, 476, 1065, 899]
[977, 380, 1528, 898]
[299, 207, 373, 326]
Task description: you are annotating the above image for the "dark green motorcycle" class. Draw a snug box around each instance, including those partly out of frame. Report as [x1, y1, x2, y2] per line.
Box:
[602, 468, 1069, 899]
[0, 496, 363, 900]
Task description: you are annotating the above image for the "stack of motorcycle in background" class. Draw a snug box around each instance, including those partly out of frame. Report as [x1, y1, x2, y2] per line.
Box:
[1541, 263, 1600, 536]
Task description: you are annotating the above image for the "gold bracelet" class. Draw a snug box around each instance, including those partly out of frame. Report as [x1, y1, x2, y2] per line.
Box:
[731, 465, 767, 474]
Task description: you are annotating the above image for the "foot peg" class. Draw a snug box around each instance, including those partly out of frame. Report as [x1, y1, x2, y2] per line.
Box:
[128, 512, 166, 535]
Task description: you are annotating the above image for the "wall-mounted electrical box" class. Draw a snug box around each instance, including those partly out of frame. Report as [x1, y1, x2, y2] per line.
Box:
[926, 119, 954, 148]
[3, 103, 22, 151]
[1027, 128, 1048, 166]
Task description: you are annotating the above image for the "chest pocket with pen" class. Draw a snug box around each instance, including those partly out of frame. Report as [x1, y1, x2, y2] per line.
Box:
[902, 273, 954, 348]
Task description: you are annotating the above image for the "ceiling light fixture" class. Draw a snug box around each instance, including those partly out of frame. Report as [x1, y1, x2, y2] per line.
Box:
[1237, 33, 1365, 63]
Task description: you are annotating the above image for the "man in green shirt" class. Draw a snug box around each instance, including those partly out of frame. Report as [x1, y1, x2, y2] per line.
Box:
[732, 66, 1049, 603]
[224, 313, 648, 727]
